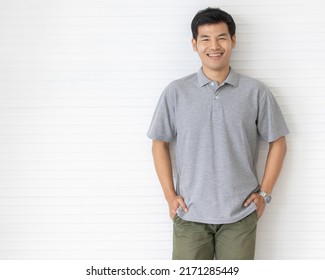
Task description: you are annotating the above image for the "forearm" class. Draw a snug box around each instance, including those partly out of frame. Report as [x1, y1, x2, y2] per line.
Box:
[151, 140, 177, 201]
[260, 136, 287, 194]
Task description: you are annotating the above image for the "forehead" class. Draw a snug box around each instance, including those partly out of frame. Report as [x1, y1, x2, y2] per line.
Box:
[197, 22, 230, 36]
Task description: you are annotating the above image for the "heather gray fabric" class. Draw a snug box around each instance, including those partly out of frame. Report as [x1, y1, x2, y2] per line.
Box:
[147, 68, 289, 224]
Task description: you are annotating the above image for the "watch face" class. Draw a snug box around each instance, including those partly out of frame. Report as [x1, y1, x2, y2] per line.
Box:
[265, 195, 272, 203]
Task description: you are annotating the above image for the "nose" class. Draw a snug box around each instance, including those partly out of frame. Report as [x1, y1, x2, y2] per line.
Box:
[210, 39, 220, 50]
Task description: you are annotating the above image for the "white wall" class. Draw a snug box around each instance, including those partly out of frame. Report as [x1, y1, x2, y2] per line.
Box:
[0, 0, 324, 259]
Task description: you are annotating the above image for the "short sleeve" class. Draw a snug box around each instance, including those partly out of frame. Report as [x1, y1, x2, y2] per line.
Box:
[147, 86, 176, 142]
[257, 89, 289, 142]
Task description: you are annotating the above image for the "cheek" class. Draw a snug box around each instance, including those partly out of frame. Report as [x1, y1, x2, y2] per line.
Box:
[198, 50, 207, 58]
[197, 45, 208, 54]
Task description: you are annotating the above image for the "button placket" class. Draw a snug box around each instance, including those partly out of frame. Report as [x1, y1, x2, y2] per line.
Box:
[214, 86, 221, 100]
[209, 82, 219, 98]
[210, 83, 222, 123]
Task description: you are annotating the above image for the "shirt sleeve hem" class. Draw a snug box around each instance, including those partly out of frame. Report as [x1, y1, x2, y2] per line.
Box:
[147, 132, 175, 143]
[265, 129, 289, 143]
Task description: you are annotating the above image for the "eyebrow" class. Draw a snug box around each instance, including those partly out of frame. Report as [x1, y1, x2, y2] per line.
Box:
[217, 33, 229, 37]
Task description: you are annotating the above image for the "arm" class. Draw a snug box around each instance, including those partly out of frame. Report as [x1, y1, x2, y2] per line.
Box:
[244, 136, 287, 218]
[151, 140, 188, 220]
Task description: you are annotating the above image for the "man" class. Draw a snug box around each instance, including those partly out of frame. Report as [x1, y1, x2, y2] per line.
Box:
[147, 7, 289, 260]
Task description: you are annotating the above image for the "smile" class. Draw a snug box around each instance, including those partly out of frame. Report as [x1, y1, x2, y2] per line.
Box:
[207, 53, 223, 57]
[207, 53, 224, 60]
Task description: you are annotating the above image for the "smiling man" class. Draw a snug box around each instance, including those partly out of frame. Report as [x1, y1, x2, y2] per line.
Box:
[147, 8, 289, 260]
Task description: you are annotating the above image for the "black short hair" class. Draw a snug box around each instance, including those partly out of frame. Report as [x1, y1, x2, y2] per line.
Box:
[191, 7, 236, 40]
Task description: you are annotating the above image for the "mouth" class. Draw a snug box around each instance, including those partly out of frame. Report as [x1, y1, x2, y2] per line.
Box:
[207, 53, 223, 59]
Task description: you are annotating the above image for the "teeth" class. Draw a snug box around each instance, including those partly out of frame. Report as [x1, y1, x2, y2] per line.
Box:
[208, 54, 222, 57]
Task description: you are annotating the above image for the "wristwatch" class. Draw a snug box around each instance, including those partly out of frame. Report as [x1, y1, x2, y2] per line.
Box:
[258, 190, 272, 204]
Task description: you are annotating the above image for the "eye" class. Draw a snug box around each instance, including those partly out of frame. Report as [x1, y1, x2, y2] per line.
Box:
[219, 37, 226, 41]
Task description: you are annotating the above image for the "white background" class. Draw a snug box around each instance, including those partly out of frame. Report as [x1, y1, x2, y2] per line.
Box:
[0, 0, 324, 259]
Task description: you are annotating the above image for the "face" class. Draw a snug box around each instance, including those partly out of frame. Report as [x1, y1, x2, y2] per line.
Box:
[192, 22, 236, 76]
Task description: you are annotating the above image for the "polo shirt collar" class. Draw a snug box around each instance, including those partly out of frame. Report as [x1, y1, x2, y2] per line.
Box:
[197, 67, 239, 88]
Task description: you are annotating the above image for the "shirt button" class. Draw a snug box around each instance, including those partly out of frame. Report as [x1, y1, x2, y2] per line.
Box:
[211, 82, 214, 86]
[215, 96, 219, 99]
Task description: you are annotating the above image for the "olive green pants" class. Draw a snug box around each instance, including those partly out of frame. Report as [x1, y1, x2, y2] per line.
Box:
[172, 211, 258, 260]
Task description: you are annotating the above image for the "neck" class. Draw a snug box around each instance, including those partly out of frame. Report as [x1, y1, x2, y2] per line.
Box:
[202, 66, 230, 85]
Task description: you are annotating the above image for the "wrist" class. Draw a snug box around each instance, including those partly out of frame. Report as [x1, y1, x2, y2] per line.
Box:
[165, 191, 177, 203]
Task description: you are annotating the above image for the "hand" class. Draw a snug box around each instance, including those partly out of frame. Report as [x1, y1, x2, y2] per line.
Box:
[167, 195, 188, 220]
[244, 193, 265, 219]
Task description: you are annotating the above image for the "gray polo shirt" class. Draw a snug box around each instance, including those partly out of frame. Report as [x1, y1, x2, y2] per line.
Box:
[147, 68, 289, 224]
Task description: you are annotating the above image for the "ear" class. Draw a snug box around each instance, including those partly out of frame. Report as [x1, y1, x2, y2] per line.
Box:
[231, 34, 236, 49]
[192, 38, 198, 52]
